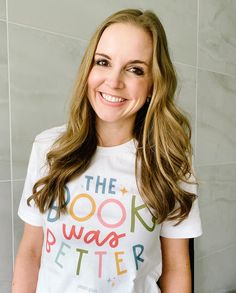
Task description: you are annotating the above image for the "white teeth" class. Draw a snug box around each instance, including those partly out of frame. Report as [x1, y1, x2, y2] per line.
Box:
[101, 93, 125, 103]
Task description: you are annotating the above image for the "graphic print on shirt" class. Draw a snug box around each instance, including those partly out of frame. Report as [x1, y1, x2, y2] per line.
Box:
[44, 173, 157, 290]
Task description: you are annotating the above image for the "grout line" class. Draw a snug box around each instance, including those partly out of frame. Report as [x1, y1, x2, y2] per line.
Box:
[174, 61, 236, 79]
[174, 60, 196, 69]
[196, 161, 236, 168]
[8, 20, 88, 43]
[194, 0, 200, 161]
[5, 0, 15, 270]
[0, 179, 11, 183]
[195, 243, 236, 261]
[0, 178, 25, 182]
[12, 178, 25, 182]
[197, 65, 236, 79]
[6, 20, 236, 79]
[175, 61, 236, 79]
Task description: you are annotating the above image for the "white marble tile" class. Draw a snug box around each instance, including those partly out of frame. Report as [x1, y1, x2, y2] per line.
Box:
[13, 180, 24, 257]
[0, 0, 6, 20]
[196, 163, 236, 208]
[8, 0, 197, 65]
[8, 0, 141, 40]
[138, 0, 198, 65]
[195, 244, 236, 293]
[9, 23, 85, 179]
[195, 164, 236, 292]
[199, 0, 236, 76]
[175, 63, 196, 149]
[0, 21, 10, 180]
[197, 70, 236, 166]
[0, 182, 13, 285]
[0, 281, 11, 293]
[195, 194, 236, 258]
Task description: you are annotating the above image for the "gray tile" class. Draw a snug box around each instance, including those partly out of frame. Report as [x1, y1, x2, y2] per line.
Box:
[175, 63, 196, 150]
[0, 0, 6, 20]
[195, 244, 236, 293]
[9, 23, 85, 179]
[8, 0, 197, 65]
[0, 281, 11, 293]
[8, 0, 141, 40]
[138, 0, 198, 65]
[196, 163, 236, 207]
[199, 0, 236, 76]
[0, 21, 10, 180]
[195, 164, 236, 259]
[0, 182, 13, 285]
[195, 163, 236, 292]
[197, 70, 236, 166]
[13, 180, 24, 257]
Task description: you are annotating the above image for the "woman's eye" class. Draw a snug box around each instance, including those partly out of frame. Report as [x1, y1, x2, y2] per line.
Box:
[95, 59, 109, 66]
[128, 67, 144, 76]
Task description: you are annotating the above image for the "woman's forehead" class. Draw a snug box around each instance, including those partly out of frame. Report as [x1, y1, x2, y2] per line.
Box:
[96, 23, 153, 62]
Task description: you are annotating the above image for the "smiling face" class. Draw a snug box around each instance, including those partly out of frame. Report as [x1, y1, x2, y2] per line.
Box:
[87, 22, 153, 138]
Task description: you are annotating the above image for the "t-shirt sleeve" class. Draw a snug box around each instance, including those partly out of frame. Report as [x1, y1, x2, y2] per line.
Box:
[18, 139, 46, 227]
[160, 174, 202, 238]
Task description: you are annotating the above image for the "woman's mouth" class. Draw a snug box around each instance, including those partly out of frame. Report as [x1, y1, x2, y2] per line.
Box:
[100, 92, 126, 103]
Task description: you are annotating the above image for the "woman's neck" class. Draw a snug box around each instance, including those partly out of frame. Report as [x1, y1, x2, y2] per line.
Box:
[96, 120, 134, 147]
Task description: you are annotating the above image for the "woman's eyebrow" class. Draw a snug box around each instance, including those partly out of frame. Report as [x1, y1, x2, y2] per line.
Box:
[95, 52, 149, 67]
[95, 53, 111, 60]
[127, 60, 149, 67]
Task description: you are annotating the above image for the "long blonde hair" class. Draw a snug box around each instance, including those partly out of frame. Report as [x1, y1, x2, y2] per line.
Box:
[29, 9, 196, 224]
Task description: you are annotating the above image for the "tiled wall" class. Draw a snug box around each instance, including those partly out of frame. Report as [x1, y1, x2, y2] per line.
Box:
[0, 0, 235, 292]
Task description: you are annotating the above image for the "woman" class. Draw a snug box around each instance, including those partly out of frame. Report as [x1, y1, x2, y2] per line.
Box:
[12, 9, 202, 293]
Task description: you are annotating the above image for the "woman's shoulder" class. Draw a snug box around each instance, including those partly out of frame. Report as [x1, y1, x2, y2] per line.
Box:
[34, 124, 66, 145]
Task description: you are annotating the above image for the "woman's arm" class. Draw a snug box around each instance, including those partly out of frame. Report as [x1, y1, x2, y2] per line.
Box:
[159, 237, 191, 293]
[12, 223, 44, 293]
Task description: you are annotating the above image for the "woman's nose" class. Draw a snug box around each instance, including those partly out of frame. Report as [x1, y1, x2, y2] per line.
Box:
[105, 68, 124, 89]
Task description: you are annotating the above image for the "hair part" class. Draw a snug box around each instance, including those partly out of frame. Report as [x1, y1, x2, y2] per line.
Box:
[28, 9, 196, 224]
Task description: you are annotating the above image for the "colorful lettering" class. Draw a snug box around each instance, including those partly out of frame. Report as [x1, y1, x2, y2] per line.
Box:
[108, 178, 117, 194]
[62, 224, 84, 240]
[76, 248, 88, 275]
[85, 175, 93, 191]
[131, 195, 156, 232]
[115, 251, 127, 275]
[84, 175, 117, 195]
[69, 193, 96, 222]
[46, 228, 56, 253]
[132, 244, 144, 270]
[107, 232, 126, 248]
[95, 251, 107, 278]
[47, 186, 70, 222]
[83, 229, 126, 248]
[97, 198, 126, 228]
[55, 242, 70, 268]
[95, 176, 107, 194]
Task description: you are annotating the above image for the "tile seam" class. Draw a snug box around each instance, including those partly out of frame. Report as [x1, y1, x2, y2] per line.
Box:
[174, 61, 236, 79]
[5, 0, 15, 270]
[196, 161, 236, 167]
[6, 21, 236, 78]
[195, 0, 200, 161]
[197, 65, 236, 79]
[7, 20, 88, 43]
[195, 243, 236, 261]
[0, 179, 25, 182]
[173, 61, 196, 69]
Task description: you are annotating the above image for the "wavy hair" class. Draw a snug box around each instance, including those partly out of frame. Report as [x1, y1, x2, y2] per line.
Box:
[28, 9, 196, 224]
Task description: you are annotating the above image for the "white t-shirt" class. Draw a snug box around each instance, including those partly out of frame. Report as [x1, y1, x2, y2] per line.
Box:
[18, 125, 202, 293]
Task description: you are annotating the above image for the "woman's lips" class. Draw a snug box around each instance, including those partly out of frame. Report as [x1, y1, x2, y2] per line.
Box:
[99, 92, 126, 105]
